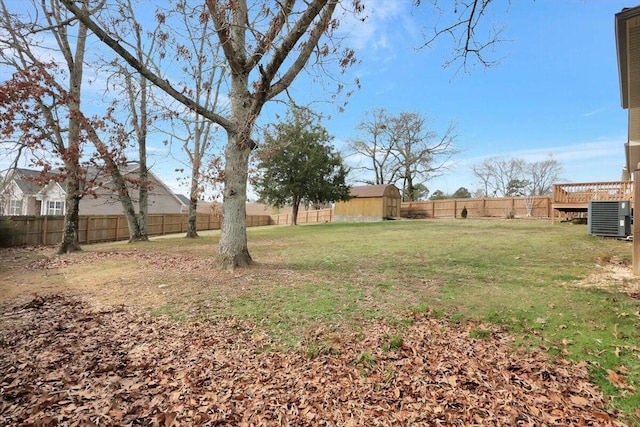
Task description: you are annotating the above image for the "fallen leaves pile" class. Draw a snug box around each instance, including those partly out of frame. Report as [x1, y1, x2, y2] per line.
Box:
[0, 295, 626, 426]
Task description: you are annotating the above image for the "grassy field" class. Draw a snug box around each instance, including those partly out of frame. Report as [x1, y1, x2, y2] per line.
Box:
[232, 219, 640, 417]
[3, 218, 639, 419]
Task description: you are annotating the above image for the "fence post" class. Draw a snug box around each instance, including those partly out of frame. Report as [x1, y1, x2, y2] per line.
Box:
[41, 216, 47, 245]
[161, 215, 165, 235]
[115, 216, 119, 241]
[454, 200, 457, 218]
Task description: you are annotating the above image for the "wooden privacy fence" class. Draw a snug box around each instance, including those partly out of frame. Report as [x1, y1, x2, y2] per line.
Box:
[401, 196, 553, 219]
[4, 213, 272, 247]
[4, 199, 555, 247]
[269, 208, 333, 225]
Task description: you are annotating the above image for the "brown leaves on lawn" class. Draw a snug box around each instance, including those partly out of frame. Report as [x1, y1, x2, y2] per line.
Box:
[28, 250, 215, 273]
[0, 295, 627, 426]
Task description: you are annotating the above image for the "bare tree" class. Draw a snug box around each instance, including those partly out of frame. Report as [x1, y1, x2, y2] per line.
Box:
[391, 112, 458, 201]
[100, 0, 162, 242]
[471, 162, 492, 197]
[0, 0, 97, 253]
[348, 108, 399, 185]
[61, 0, 364, 269]
[156, 3, 226, 239]
[0, 0, 158, 246]
[473, 155, 563, 198]
[472, 157, 525, 197]
[523, 154, 563, 196]
[349, 109, 458, 201]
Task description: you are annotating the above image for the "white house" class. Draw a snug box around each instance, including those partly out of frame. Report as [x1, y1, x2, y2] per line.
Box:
[1, 166, 183, 216]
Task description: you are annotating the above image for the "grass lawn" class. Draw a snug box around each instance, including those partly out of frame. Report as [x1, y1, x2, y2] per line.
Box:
[223, 219, 640, 418]
[2, 218, 639, 421]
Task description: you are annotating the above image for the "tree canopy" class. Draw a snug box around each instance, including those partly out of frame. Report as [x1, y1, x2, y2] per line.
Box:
[255, 109, 351, 225]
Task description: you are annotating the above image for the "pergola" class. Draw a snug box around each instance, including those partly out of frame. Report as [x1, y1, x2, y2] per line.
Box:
[616, 5, 640, 275]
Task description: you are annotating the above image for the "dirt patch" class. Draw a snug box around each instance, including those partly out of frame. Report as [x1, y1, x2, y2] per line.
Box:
[1, 247, 237, 309]
[574, 257, 640, 298]
[0, 246, 441, 322]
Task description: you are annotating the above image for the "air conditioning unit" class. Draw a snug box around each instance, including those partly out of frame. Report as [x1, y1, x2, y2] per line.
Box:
[588, 200, 631, 237]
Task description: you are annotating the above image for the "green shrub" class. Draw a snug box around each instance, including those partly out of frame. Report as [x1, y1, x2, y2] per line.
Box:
[461, 206, 468, 218]
[0, 217, 17, 247]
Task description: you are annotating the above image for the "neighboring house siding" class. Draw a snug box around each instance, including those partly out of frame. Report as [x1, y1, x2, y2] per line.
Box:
[0, 180, 41, 216]
[2, 181, 23, 215]
[2, 167, 182, 216]
[80, 171, 182, 215]
[37, 182, 66, 215]
[25, 195, 40, 216]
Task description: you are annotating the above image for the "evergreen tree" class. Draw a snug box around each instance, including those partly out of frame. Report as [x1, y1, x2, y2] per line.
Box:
[255, 109, 351, 225]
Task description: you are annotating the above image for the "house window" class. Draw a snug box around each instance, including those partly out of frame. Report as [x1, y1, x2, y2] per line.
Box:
[47, 200, 64, 215]
[8, 199, 22, 215]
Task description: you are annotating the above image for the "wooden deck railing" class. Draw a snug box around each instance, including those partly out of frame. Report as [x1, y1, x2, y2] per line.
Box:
[552, 181, 633, 205]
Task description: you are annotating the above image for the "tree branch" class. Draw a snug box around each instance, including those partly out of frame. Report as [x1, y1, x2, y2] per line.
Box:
[264, 0, 337, 103]
[416, 0, 508, 73]
[60, 0, 235, 133]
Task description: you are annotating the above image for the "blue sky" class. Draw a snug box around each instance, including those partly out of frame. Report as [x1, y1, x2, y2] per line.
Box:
[303, 0, 633, 196]
[1, 0, 634, 199]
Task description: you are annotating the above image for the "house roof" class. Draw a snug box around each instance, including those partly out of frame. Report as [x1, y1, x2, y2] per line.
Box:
[6, 166, 180, 202]
[175, 194, 190, 205]
[14, 178, 43, 194]
[15, 168, 47, 178]
[616, 5, 640, 109]
[350, 184, 396, 198]
[8, 168, 60, 195]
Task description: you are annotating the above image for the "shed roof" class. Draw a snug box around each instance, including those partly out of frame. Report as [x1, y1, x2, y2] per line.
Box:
[350, 184, 397, 198]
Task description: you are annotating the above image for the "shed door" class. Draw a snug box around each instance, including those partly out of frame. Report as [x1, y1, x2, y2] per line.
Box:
[385, 197, 399, 218]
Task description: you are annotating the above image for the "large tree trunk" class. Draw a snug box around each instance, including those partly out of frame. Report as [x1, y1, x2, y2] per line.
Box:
[185, 158, 200, 238]
[186, 199, 199, 238]
[109, 167, 144, 241]
[217, 133, 252, 269]
[406, 173, 415, 202]
[111, 170, 143, 242]
[137, 169, 149, 241]
[58, 172, 81, 254]
[217, 68, 254, 269]
[137, 126, 149, 241]
[291, 196, 300, 226]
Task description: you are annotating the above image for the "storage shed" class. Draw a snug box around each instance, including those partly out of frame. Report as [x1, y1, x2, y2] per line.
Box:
[334, 184, 401, 221]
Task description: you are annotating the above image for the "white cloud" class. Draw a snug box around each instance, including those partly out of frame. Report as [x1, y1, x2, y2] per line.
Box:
[339, 0, 413, 51]
[426, 138, 627, 194]
[458, 139, 624, 167]
[582, 106, 609, 118]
